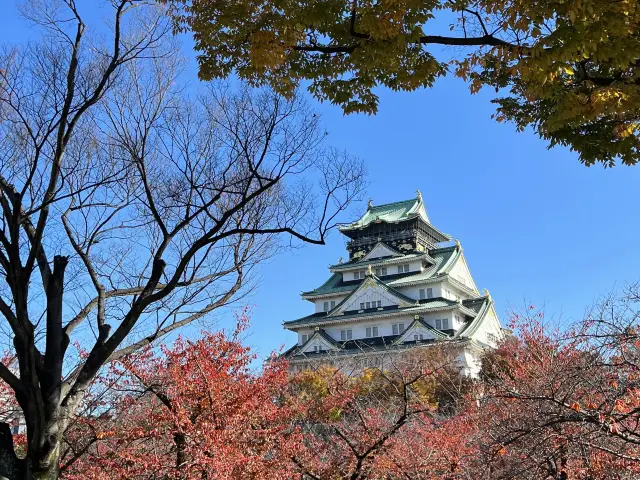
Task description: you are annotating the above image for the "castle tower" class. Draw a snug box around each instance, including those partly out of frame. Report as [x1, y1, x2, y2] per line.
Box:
[282, 193, 503, 376]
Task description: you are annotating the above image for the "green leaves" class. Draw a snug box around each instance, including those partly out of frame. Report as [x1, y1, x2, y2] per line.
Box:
[169, 0, 640, 166]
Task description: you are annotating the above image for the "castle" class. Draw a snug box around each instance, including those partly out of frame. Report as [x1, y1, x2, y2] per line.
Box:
[282, 192, 503, 376]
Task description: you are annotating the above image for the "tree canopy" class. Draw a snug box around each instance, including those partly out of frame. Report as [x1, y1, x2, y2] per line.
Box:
[46, 287, 640, 479]
[60, 321, 475, 479]
[4, 288, 640, 478]
[168, 0, 640, 166]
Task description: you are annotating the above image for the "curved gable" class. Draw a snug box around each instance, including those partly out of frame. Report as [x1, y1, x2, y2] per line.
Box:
[362, 242, 402, 261]
[329, 276, 416, 316]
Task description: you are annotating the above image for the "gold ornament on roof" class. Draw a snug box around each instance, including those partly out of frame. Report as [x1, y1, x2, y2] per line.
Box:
[338, 256, 343, 264]
[367, 198, 373, 209]
[455, 239, 462, 250]
[366, 264, 373, 276]
[483, 289, 492, 301]
[416, 189, 422, 201]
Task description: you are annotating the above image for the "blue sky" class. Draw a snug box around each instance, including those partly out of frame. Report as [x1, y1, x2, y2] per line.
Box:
[3, 2, 640, 360]
[253, 83, 640, 356]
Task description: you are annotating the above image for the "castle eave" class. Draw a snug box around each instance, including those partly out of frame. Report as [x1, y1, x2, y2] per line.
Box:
[283, 297, 479, 330]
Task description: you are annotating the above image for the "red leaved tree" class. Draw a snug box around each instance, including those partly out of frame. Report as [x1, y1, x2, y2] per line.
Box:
[51, 285, 640, 479]
[287, 348, 477, 479]
[55, 329, 481, 479]
[60, 311, 301, 479]
[474, 287, 640, 480]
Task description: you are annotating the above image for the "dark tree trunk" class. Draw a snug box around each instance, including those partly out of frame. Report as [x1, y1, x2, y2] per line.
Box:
[1, 256, 70, 480]
[0, 423, 26, 479]
[174, 432, 188, 470]
[31, 256, 68, 480]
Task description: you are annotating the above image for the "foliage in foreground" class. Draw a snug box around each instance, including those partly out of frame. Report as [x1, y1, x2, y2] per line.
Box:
[167, 0, 640, 166]
[61, 285, 640, 479]
[61, 313, 300, 479]
[477, 291, 640, 480]
[3, 285, 640, 478]
[60, 319, 475, 479]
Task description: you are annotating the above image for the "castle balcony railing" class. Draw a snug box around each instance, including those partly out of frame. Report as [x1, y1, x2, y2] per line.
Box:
[346, 230, 416, 249]
[346, 229, 441, 250]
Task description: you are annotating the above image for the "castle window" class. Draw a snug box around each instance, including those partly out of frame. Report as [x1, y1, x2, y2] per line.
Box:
[359, 302, 365, 309]
[442, 318, 449, 330]
[323, 301, 329, 312]
[377, 300, 382, 307]
[427, 288, 433, 298]
[301, 334, 309, 344]
[314, 345, 319, 353]
[340, 329, 352, 341]
[331, 300, 336, 309]
[365, 326, 379, 338]
[375, 267, 387, 276]
[354, 270, 366, 280]
[392, 323, 405, 335]
[435, 319, 442, 329]
[397, 264, 410, 274]
[419, 288, 425, 299]
[414, 334, 424, 341]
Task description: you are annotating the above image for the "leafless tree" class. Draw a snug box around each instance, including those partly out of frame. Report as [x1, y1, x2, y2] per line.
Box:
[0, 1, 365, 478]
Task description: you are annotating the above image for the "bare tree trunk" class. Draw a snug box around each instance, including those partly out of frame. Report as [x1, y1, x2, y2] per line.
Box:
[29, 256, 68, 480]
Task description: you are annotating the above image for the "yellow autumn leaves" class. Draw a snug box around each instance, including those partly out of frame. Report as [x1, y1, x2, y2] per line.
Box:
[168, 0, 640, 165]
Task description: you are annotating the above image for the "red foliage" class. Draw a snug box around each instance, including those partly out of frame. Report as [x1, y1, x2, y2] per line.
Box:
[62, 313, 301, 479]
[61, 325, 478, 480]
[474, 303, 640, 479]
[286, 349, 477, 479]
[15, 292, 640, 479]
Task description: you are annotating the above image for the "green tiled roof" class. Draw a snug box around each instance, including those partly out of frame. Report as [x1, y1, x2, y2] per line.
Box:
[460, 297, 488, 315]
[302, 245, 460, 298]
[388, 317, 450, 346]
[328, 252, 434, 271]
[339, 196, 429, 232]
[386, 245, 460, 287]
[282, 336, 476, 359]
[301, 273, 354, 297]
[456, 297, 492, 338]
[284, 297, 463, 328]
